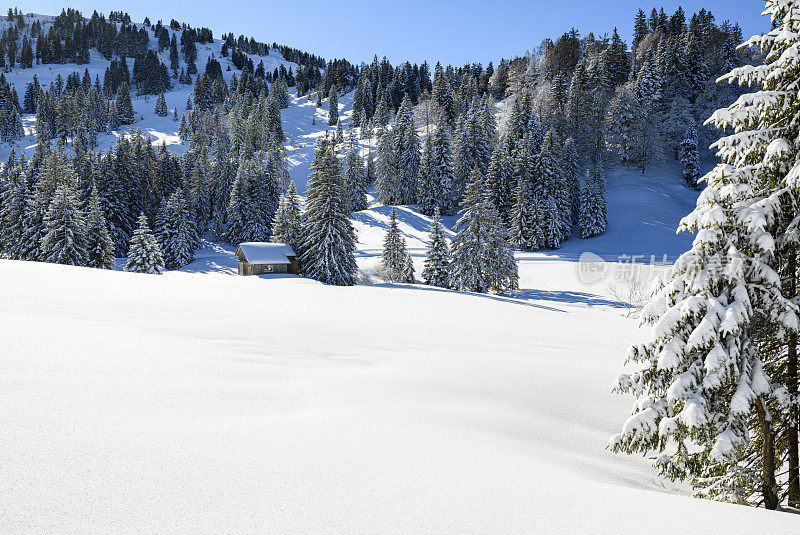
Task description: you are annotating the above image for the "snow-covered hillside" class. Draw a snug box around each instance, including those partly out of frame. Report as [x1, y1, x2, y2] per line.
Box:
[1, 15, 299, 163]
[4, 9, 800, 533]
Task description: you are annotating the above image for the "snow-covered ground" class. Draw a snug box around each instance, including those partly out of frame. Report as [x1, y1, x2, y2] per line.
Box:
[3, 163, 800, 531]
[3, 240, 798, 533]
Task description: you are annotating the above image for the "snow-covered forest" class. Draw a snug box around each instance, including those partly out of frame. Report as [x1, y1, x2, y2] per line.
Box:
[1, 1, 800, 532]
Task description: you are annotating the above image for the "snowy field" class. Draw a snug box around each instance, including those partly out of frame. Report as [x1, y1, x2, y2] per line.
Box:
[3, 174, 800, 532]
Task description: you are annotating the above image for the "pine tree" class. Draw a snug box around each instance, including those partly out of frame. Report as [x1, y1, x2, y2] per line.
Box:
[610, 1, 800, 507]
[422, 207, 451, 288]
[125, 213, 165, 274]
[115, 82, 135, 125]
[301, 136, 358, 285]
[85, 185, 115, 269]
[509, 166, 540, 251]
[40, 184, 89, 266]
[579, 166, 607, 238]
[486, 138, 515, 225]
[680, 123, 701, 190]
[157, 188, 195, 270]
[449, 166, 518, 294]
[272, 181, 304, 253]
[155, 92, 168, 117]
[0, 163, 28, 259]
[344, 136, 367, 212]
[378, 207, 415, 283]
[427, 118, 457, 215]
[328, 86, 339, 126]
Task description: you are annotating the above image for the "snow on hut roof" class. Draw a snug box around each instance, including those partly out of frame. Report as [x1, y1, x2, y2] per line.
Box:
[236, 242, 296, 264]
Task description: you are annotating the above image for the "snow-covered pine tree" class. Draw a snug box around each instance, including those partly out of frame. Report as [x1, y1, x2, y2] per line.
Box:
[562, 137, 581, 224]
[680, 123, 701, 190]
[344, 136, 368, 212]
[155, 92, 168, 117]
[486, 138, 514, 225]
[651, 0, 800, 506]
[40, 183, 89, 266]
[375, 125, 401, 205]
[157, 188, 195, 270]
[85, 185, 115, 269]
[115, 82, 135, 125]
[0, 162, 28, 259]
[536, 130, 571, 248]
[427, 117, 457, 215]
[328, 86, 339, 126]
[125, 213, 165, 274]
[417, 134, 437, 216]
[449, 166, 518, 294]
[579, 165, 607, 238]
[300, 136, 358, 286]
[509, 133, 542, 251]
[378, 207, 415, 283]
[422, 207, 451, 288]
[272, 181, 304, 253]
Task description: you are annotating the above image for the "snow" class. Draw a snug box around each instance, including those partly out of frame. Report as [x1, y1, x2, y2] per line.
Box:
[236, 242, 295, 264]
[3, 252, 799, 532]
[2, 14, 799, 531]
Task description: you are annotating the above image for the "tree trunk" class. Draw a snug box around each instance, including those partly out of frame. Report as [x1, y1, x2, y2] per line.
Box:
[755, 397, 779, 509]
[788, 251, 800, 507]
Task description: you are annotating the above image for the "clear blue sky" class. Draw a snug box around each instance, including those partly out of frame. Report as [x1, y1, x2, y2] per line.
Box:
[22, 1, 769, 65]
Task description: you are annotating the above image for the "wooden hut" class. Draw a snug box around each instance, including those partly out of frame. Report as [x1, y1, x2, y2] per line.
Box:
[234, 242, 299, 275]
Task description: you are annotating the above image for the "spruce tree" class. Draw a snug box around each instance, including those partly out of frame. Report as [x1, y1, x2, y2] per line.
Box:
[680, 123, 701, 190]
[579, 166, 607, 238]
[427, 118, 457, 215]
[0, 163, 28, 259]
[422, 207, 451, 288]
[157, 188, 195, 270]
[378, 207, 415, 283]
[125, 213, 165, 274]
[328, 86, 339, 126]
[85, 185, 115, 269]
[449, 166, 518, 294]
[486, 138, 515, 225]
[300, 136, 358, 286]
[40, 184, 89, 266]
[155, 92, 168, 117]
[344, 135, 368, 212]
[272, 181, 304, 253]
[115, 82, 135, 125]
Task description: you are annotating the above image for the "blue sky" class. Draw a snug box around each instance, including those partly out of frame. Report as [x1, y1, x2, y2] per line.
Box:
[22, 1, 769, 65]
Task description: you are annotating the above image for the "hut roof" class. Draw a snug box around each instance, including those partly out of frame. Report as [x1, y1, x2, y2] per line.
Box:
[236, 242, 296, 264]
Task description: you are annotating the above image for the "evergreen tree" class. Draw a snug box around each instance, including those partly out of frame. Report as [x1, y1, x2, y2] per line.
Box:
[344, 136, 368, 212]
[486, 138, 515, 225]
[154, 92, 168, 117]
[378, 207, 415, 283]
[115, 82, 135, 125]
[272, 181, 304, 253]
[328, 86, 339, 126]
[301, 136, 358, 285]
[0, 163, 28, 259]
[680, 123, 701, 190]
[157, 188, 195, 270]
[422, 207, 451, 288]
[579, 166, 607, 238]
[449, 166, 518, 294]
[85, 185, 115, 269]
[427, 118, 457, 215]
[125, 213, 165, 274]
[40, 184, 89, 266]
